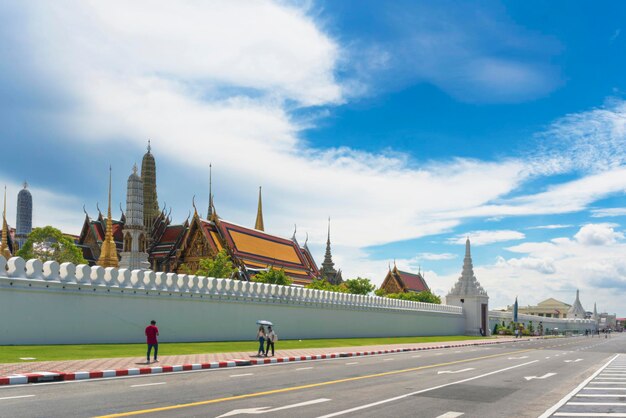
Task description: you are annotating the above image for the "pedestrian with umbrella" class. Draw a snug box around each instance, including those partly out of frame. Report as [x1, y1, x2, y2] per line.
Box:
[256, 320, 271, 357]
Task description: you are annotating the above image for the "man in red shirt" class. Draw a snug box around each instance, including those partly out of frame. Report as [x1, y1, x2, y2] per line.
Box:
[145, 320, 159, 363]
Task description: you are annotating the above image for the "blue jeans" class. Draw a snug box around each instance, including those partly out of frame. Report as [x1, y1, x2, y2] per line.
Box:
[258, 337, 265, 354]
[147, 343, 158, 361]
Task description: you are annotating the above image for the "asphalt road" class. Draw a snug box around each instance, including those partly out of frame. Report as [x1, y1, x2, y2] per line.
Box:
[1, 335, 624, 418]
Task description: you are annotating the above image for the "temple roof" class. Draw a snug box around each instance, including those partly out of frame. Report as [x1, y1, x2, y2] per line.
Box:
[200, 219, 318, 283]
[396, 269, 429, 292]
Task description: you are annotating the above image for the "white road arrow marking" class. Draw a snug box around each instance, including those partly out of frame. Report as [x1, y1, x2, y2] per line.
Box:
[436, 412, 464, 418]
[217, 398, 331, 417]
[508, 356, 529, 360]
[525, 373, 557, 381]
[437, 368, 475, 375]
[564, 359, 583, 363]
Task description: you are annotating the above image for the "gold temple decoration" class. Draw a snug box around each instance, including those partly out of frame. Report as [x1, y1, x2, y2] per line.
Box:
[97, 167, 119, 268]
[254, 186, 264, 231]
[1, 186, 12, 259]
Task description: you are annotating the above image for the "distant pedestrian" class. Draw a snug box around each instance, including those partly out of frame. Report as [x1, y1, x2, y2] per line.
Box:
[145, 320, 159, 363]
[257, 326, 266, 357]
[265, 326, 276, 357]
[514, 328, 519, 338]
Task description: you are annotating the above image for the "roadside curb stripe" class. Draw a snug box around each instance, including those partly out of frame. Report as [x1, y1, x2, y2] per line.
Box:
[0, 337, 550, 386]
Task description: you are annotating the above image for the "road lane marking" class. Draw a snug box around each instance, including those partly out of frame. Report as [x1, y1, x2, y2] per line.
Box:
[438, 368, 475, 375]
[524, 373, 557, 381]
[575, 394, 626, 397]
[538, 354, 620, 418]
[383, 358, 394, 361]
[436, 412, 464, 418]
[315, 360, 538, 418]
[95, 348, 539, 417]
[554, 414, 626, 417]
[130, 382, 166, 388]
[582, 387, 626, 390]
[411, 355, 421, 358]
[508, 356, 529, 360]
[568, 402, 626, 406]
[565, 359, 583, 363]
[589, 382, 626, 385]
[229, 373, 254, 378]
[217, 398, 331, 417]
[296, 367, 314, 371]
[0, 395, 36, 401]
[344, 362, 359, 365]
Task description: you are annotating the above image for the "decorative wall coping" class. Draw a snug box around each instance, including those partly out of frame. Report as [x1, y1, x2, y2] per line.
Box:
[0, 256, 463, 315]
[489, 309, 595, 324]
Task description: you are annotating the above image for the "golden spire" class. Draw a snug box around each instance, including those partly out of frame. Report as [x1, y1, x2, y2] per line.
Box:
[255, 186, 264, 231]
[97, 167, 119, 268]
[1, 186, 11, 259]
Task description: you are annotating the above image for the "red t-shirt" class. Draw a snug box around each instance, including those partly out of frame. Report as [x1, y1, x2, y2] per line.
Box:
[145, 325, 159, 344]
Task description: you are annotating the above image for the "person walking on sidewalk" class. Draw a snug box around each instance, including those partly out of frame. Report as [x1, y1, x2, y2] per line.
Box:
[145, 320, 159, 363]
[256, 326, 266, 357]
[265, 326, 276, 357]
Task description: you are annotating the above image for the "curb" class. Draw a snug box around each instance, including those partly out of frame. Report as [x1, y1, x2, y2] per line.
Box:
[0, 338, 543, 386]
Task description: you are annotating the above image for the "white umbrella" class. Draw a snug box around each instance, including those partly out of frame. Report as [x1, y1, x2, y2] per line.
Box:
[256, 320, 273, 326]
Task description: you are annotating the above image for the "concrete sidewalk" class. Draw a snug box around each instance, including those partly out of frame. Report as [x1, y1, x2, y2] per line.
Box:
[1, 337, 529, 377]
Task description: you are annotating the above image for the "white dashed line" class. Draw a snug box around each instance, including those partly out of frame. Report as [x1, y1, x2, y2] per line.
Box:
[130, 382, 166, 388]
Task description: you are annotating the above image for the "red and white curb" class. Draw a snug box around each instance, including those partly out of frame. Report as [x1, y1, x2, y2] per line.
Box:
[0, 338, 538, 386]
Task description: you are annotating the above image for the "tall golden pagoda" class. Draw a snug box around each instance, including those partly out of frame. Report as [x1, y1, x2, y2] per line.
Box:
[254, 186, 264, 231]
[97, 167, 119, 268]
[0, 186, 12, 259]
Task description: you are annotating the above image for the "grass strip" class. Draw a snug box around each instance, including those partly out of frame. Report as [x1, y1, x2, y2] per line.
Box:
[0, 335, 490, 363]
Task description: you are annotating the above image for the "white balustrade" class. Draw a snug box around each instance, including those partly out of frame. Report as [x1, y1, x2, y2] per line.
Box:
[7, 257, 26, 278]
[75, 264, 91, 284]
[25, 259, 43, 280]
[43, 261, 60, 281]
[104, 267, 118, 287]
[165, 273, 177, 292]
[59, 262, 76, 283]
[131, 270, 145, 289]
[90, 266, 105, 286]
[118, 269, 131, 288]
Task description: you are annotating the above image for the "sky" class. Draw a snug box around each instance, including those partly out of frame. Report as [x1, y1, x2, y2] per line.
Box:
[1, 0, 626, 316]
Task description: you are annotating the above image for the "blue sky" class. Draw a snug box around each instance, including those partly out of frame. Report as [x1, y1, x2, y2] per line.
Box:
[1, 0, 626, 315]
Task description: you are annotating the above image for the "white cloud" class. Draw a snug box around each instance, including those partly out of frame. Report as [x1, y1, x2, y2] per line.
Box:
[591, 208, 626, 218]
[448, 230, 525, 246]
[468, 223, 626, 315]
[534, 99, 626, 173]
[527, 224, 573, 230]
[574, 223, 624, 246]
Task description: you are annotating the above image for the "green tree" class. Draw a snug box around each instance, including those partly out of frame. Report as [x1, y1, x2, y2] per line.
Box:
[383, 290, 442, 304]
[306, 278, 348, 293]
[344, 277, 376, 295]
[253, 267, 292, 286]
[374, 288, 387, 297]
[17, 226, 87, 264]
[195, 249, 236, 278]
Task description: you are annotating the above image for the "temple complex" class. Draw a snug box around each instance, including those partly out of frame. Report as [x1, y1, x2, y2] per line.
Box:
[380, 264, 429, 294]
[96, 168, 119, 268]
[318, 218, 342, 284]
[77, 144, 326, 284]
[1, 187, 13, 259]
[119, 165, 150, 270]
[15, 182, 32, 250]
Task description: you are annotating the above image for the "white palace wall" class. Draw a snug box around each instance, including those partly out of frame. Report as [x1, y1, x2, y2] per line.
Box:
[489, 310, 595, 334]
[0, 257, 465, 345]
